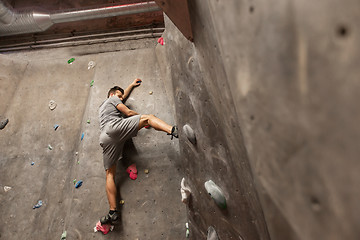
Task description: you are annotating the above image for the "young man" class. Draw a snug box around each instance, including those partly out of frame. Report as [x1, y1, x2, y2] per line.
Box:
[98, 78, 178, 224]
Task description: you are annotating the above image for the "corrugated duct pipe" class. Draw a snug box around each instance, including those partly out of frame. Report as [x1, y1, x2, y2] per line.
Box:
[0, 1, 161, 36]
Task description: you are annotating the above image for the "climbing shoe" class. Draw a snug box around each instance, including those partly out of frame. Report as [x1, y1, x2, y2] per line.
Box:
[0, 118, 8, 130]
[168, 125, 178, 140]
[100, 211, 119, 225]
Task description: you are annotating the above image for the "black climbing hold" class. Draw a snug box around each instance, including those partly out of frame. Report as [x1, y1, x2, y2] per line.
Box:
[0, 118, 9, 130]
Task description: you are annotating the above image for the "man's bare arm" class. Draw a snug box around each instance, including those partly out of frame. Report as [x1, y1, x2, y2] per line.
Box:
[122, 78, 142, 100]
[116, 103, 139, 117]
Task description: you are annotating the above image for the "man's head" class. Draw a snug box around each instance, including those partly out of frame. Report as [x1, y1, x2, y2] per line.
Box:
[108, 86, 124, 99]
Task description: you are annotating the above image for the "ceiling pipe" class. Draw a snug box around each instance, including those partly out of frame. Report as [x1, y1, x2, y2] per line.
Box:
[0, 1, 14, 24]
[0, 1, 161, 36]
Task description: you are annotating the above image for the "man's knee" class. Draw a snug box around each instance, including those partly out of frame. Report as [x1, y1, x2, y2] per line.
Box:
[106, 164, 116, 177]
[140, 114, 154, 121]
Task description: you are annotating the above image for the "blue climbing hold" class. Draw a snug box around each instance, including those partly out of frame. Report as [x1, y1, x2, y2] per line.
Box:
[54, 124, 59, 131]
[33, 200, 43, 209]
[75, 180, 83, 188]
[81, 132, 84, 141]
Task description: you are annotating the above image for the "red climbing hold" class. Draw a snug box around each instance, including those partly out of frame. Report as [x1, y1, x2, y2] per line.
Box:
[126, 164, 138, 180]
[157, 37, 164, 45]
[94, 221, 114, 234]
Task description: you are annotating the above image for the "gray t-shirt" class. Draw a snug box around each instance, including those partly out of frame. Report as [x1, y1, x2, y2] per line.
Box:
[99, 96, 125, 131]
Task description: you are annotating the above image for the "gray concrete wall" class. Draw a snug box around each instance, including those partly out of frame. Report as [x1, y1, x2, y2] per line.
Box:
[161, 0, 360, 239]
[0, 39, 186, 239]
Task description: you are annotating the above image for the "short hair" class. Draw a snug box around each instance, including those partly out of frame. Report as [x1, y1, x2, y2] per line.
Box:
[107, 86, 124, 98]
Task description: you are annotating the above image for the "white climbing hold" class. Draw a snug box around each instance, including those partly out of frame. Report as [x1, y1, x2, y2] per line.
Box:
[88, 61, 96, 69]
[207, 226, 219, 240]
[4, 186, 12, 192]
[183, 124, 196, 144]
[204, 180, 227, 209]
[49, 100, 57, 110]
[181, 178, 192, 204]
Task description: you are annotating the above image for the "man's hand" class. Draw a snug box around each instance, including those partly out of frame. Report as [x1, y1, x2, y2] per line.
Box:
[132, 78, 142, 87]
[122, 79, 142, 101]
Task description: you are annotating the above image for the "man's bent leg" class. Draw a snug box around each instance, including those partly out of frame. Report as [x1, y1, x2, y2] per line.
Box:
[105, 164, 117, 211]
[138, 114, 172, 133]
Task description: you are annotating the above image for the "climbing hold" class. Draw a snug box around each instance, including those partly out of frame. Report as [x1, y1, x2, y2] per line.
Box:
[49, 100, 57, 110]
[144, 169, 149, 174]
[75, 180, 83, 188]
[48, 144, 53, 150]
[0, 118, 9, 130]
[33, 200, 43, 209]
[90, 79, 94, 87]
[144, 125, 150, 129]
[126, 164, 138, 180]
[94, 221, 114, 234]
[149, 91, 153, 95]
[31, 161, 35, 166]
[73, 179, 77, 184]
[4, 186, 12, 192]
[81, 132, 84, 141]
[136, 80, 142, 84]
[185, 223, 190, 238]
[120, 200, 125, 205]
[204, 180, 227, 209]
[60, 230, 67, 240]
[87, 119, 91, 124]
[75, 152, 78, 155]
[157, 37, 164, 45]
[207, 226, 219, 240]
[67, 58, 75, 64]
[88, 61, 96, 69]
[54, 124, 59, 131]
[183, 124, 196, 144]
[181, 178, 192, 204]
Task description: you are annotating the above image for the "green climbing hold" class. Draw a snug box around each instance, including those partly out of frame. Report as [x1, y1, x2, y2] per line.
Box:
[61, 230, 67, 240]
[67, 58, 75, 64]
[90, 79, 94, 87]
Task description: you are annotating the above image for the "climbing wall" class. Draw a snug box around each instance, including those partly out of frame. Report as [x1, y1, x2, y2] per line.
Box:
[161, 0, 360, 239]
[0, 39, 186, 239]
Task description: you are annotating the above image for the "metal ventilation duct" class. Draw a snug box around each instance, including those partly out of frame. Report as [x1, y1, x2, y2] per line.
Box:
[0, 1, 161, 36]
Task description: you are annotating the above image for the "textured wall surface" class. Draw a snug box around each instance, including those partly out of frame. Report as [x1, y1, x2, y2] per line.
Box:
[0, 39, 186, 239]
[161, 0, 360, 239]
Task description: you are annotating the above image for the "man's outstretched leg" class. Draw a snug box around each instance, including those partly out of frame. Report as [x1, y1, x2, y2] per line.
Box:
[101, 164, 119, 224]
[138, 114, 178, 139]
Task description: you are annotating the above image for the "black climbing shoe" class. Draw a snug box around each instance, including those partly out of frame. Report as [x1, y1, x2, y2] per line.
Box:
[100, 211, 119, 225]
[168, 125, 178, 140]
[0, 118, 8, 130]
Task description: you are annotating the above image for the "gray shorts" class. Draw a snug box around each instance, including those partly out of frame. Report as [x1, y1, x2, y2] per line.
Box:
[99, 115, 141, 170]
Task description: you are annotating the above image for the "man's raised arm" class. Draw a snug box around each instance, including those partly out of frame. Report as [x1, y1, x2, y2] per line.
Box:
[122, 78, 142, 100]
